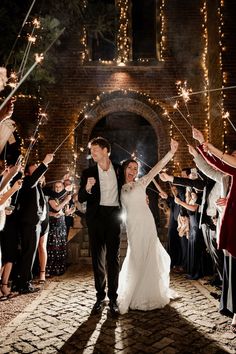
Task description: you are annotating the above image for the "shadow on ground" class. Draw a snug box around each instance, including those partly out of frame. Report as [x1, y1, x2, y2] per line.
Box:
[59, 304, 229, 354]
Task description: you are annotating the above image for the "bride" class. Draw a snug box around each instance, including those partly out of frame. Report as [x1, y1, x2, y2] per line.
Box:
[117, 138, 178, 314]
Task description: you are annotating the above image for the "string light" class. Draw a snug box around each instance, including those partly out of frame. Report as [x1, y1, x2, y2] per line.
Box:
[200, 2, 210, 143]
[117, 0, 130, 64]
[159, 0, 166, 61]
[80, 1, 88, 63]
[217, 0, 228, 151]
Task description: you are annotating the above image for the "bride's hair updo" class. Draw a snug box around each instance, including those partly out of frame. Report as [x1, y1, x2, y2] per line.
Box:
[121, 159, 139, 184]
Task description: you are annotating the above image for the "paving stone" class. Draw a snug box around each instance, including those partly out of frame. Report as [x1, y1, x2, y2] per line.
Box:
[158, 347, 179, 354]
[221, 332, 236, 340]
[152, 337, 175, 350]
[40, 347, 58, 354]
[19, 333, 40, 342]
[1, 266, 236, 353]
[13, 342, 37, 353]
[0, 346, 13, 354]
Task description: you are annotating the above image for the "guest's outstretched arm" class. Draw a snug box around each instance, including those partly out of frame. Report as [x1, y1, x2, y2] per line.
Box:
[189, 145, 224, 184]
[192, 126, 236, 168]
[204, 143, 236, 168]
[174, 196, 198, 212]
[0, 179, 22, 205]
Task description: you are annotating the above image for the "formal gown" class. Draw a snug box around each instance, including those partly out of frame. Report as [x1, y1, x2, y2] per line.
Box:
[117, 151, 176, 314]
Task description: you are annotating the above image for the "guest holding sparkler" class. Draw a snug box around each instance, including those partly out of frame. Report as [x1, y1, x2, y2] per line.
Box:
[0, 161, 23, 300]
[160, 167, 214, 280]
[16, 153, 54, 294]
[46, 181, 71, 276]
[187, 144, 226, 285]
[36, 175, 49, 284]
[192, 126, 236, 333]
[159, 185, 184, 272]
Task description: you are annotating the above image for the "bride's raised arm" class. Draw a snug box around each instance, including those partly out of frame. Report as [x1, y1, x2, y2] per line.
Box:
[140, 138, 178, 187]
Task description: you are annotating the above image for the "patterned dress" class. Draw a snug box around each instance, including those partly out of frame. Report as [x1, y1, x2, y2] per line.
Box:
[46, 197, 67, 276]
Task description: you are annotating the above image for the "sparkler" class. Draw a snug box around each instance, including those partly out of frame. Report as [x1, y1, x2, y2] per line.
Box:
[53, 116, 88, 154]
[169, 85, 236, 101]
[0, 54, 43, 113]
[18, 26, 38, 79]
[173, 101, 192, 128]
[223, 111, 236, 132]
[114, 142, 152, 169]
[23, 103, 49, 167]
[163, 110, 190, 145]
[0, 27, 65, 113]
[5, 0, 38, 66]
[176, 80, 192, 121]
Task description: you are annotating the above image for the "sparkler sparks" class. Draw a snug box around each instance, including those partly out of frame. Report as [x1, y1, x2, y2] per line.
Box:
[8, 72, 18, 88]
[223, 111, 236, 132]
[176, 80, 192, 103]
[28, 35, 37, 43]
[32, 18, 40, 28]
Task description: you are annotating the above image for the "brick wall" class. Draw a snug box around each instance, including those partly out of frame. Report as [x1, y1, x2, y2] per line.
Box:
[12, 0, 236, 181]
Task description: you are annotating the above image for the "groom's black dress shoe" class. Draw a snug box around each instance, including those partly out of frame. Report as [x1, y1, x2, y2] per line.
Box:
[91, 300, 105, 314]
[109, 300, 119, 316]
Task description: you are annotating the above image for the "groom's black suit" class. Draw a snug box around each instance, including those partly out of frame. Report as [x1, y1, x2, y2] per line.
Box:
[78, 163, 122, 302]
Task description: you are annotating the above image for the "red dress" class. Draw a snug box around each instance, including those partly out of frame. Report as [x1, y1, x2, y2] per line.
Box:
[198, 145, 236, 257]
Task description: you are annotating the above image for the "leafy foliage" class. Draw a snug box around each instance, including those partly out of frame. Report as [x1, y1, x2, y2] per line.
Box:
[83, 1, 118, 46]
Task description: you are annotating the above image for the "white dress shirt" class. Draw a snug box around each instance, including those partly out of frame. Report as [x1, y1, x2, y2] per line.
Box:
[98, 163, 119, 206]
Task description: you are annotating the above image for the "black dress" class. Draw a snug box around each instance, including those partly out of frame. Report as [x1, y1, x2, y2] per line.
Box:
[46, 196, 67, 276]
[166, 195, 182, 268]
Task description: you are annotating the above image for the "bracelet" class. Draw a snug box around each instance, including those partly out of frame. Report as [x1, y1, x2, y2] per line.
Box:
[221, 152, 224, 162]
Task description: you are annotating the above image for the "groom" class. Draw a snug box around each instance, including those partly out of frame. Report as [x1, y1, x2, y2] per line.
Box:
[78, 137, 122, 315]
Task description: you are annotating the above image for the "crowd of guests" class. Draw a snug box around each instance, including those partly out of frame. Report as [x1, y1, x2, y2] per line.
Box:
[155, 127, 236, 333]
[0, 105, 78, 298]
[0, 164, 78, 295]
[0, 100, 235, 332]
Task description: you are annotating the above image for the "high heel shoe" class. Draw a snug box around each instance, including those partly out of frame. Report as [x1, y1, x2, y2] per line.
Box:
[38, 271, 46, 284]
[0, 284, 14, 301]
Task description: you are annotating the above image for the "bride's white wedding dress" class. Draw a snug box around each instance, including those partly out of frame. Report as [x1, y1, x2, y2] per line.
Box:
[117, 150, 175, 315]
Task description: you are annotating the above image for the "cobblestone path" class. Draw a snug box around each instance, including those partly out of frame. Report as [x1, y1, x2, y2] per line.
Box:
[0, 266, 235, 354]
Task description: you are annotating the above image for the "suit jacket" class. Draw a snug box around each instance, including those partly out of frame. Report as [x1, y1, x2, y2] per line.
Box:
[17, 163, 48, 225]
[78, 162, 122, 222]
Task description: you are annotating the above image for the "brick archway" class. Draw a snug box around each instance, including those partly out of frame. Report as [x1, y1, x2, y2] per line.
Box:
[78, 91, 170, 169]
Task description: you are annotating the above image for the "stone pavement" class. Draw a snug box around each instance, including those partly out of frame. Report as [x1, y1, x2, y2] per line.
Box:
[0, 265, 235, 354]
